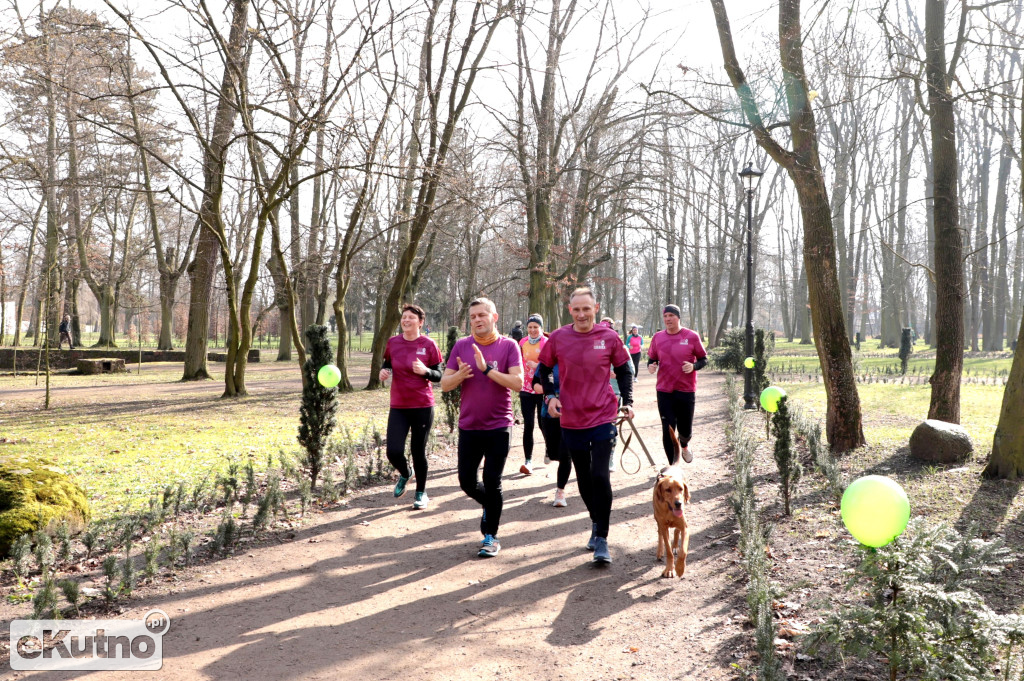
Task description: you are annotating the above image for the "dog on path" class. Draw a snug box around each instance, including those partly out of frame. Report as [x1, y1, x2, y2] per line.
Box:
[652, 428, 689, 578]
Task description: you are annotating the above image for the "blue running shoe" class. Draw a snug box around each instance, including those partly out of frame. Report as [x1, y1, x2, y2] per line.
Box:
[413, 491, 429, 509]
[478, 534, 500, 557]
[592, 537, 611, 564]
[586, 523, 598, 551]
[393, 475, 410, 498]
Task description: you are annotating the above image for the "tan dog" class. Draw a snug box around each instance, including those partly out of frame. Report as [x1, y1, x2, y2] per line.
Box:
[653, 465, 690, 578]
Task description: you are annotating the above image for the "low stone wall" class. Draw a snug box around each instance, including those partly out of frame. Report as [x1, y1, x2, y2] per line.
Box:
[0, 347, 260, 371]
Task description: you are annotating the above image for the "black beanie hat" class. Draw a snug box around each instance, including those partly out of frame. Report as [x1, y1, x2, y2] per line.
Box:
[527, 314, 543, 326]
[663, 304, 681, 317]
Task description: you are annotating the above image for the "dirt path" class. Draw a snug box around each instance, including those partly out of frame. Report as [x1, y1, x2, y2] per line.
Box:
[12, 372, 747, 681]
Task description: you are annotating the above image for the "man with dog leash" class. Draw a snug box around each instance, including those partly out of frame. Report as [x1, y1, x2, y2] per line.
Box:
[533, 286, 633, 565]
[647, 304, 707, 465]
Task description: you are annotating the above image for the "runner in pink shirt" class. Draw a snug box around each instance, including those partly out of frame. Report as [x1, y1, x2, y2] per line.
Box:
[441, 298, 524, 558]
[647, 304, 708, 465]
[517, 314, 548, 475]
[533, 287, 633, 565]
[380, 304, 444, 510]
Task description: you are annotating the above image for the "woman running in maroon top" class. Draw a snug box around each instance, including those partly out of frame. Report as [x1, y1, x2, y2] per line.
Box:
[647, 304, 707, 464]
[380, 304, 444, 510]
[533, 287, 633, 565]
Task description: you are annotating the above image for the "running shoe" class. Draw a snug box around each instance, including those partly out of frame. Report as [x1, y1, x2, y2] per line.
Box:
[479, 534, 500, 557]
[586, 523, 598, 551]
[592, 537, 612, 564]
[552, 489, 567, 508]
[413, 492, 429, 510]
[520, 460, 533, 475]
[681, 446, 693, 464]
[393, 474, 410, 498]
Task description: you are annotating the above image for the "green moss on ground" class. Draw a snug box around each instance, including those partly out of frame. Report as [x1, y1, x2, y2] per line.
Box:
[0, 455, 90, 556]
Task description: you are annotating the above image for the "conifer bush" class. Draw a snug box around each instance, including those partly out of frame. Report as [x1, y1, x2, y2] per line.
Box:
[808, 520, 1017, 680]
[442, 326, 461, 433]
[770, 396, 801, 515]
[298, 324, 338, 489]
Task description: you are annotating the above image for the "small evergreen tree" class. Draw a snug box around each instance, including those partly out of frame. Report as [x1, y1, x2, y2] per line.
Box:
[298, 324, 338, 489]
[808, 520, 1014, 680]
[753, 328, 774, 395]
[441, 326, 461, 433]
[770, 396, 801, 515]
[899, 327, 913, 375]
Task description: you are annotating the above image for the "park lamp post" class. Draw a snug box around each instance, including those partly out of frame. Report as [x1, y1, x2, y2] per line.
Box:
[739, 161, 763, 410]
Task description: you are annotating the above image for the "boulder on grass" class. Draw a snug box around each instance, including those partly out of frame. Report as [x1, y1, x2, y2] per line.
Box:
[0, 455, 90, 557]
[909, 419, 974, 464]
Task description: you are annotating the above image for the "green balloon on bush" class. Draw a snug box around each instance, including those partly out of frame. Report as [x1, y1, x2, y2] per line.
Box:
[317, 364, 342, 388]
[759, 385, 786, 412]
[744, 356, 755, 369]
[840, 475, 910, 548]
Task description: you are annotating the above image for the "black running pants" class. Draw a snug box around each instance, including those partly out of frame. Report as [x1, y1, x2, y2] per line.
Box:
[656, 390, 696, 464]
[458, 428, 510, 536]
[386, 407, 434, 494]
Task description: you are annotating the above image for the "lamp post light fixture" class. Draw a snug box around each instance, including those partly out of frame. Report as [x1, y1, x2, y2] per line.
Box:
[739, 161, 764, 410]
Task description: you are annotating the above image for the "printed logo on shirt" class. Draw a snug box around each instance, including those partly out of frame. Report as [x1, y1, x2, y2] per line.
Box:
[416, 347, 427, 355]
[680, 338, 689, 345]
[594, 340, 606, 350]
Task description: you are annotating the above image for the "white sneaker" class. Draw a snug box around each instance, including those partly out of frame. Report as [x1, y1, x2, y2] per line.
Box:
[520, 461, 533, 475]
[552, 489, 567, 507]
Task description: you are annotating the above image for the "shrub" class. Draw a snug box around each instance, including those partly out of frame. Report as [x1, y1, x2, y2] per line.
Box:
[808, 520, 1015, 680]
[711, 327, 775, 374]
[441, 326, 461, 433]
[770, 396, 801, 515]
[298, 324, 339, 490]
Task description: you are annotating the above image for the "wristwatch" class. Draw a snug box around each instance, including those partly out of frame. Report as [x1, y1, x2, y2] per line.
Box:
[482, 365, 493, 376]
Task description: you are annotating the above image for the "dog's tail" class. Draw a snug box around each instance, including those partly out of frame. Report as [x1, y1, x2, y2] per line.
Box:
[668, 426, 681, 466]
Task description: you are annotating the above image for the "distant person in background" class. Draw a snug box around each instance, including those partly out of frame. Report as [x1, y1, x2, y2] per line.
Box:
[517, 314, 548, 475]
[58, 314, 74, 350]
[626, 325, 643, 377]
[509, 320, 524, 342]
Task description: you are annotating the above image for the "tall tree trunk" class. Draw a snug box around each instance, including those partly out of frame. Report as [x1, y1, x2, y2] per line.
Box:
[711, 0, 864, 449]
[925, 0, 965, 423]
[41, 13, 61, 348]
[182, 0, 250, 380]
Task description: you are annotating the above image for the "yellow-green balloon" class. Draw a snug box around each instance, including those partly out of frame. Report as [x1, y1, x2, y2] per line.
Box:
[840, 475, 910, 547]
[744, 356, 756, 369]
[317, 364, 341, 388]
[759, 385, 786, 412]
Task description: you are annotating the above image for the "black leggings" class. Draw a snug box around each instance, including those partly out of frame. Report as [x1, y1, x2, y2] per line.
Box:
[458, 429, 510, 536]
[519, 391, 546, 460]
[630, 352, 641, 377]
[386, 407, 434, 494]
[657, 390, 696, 464]
[542, 416, 573, 489]
[567, 436, 615, 538]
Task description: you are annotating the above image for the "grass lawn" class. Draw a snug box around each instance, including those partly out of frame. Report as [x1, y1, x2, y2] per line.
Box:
[0, 359, 391, 519]
[768, 338, 1015, 377]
